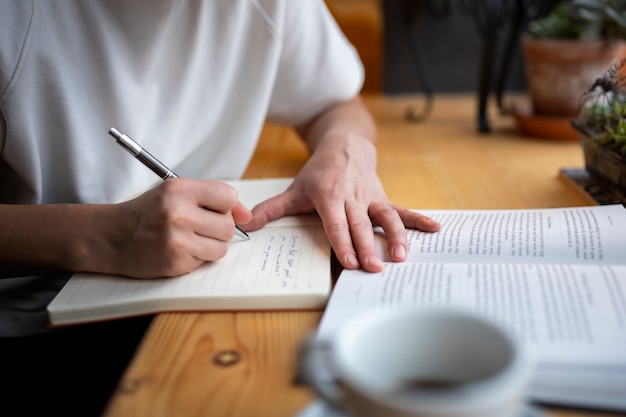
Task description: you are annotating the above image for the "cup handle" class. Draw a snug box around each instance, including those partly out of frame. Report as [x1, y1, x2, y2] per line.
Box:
[297, 333, 345, 409]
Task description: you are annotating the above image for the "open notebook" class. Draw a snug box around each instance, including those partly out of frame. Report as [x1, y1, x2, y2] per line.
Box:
[47, 178, 331, 326]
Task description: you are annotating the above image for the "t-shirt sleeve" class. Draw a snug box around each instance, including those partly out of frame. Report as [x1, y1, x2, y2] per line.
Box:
[0, 1, 33, 154]
[266, 0, 365, 126]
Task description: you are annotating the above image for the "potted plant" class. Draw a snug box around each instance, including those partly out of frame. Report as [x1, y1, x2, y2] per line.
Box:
[521, 0, 626, 118]
[573, 60, 626, 192]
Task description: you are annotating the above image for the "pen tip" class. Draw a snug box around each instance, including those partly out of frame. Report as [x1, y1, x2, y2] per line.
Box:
[236, 227, 250, 240]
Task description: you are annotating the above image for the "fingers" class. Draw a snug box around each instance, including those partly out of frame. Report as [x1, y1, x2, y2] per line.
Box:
[188, 205, 240, 243]
[392, 205, 441, 232]
[132, 179, 252, 272]
[345, 207, 385, 272]
[185, 226, 230, 262]
[178, 179, 240, 215]
[162, 179, 253, 239]
[330, 202, 441, 273]
[247, 188, 384, 272]
[368, 202, 408, 263]
[321, 204, 375, 271]
[314, 196, 385, 273]
[204, 176, 442, 276]
[245, 188, 442, 273]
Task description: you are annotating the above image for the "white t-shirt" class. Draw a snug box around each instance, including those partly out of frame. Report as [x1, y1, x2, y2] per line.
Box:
[0, 0, 363, 336]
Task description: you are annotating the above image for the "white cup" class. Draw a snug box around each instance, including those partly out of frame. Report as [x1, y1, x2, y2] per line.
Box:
[298, 307, 535, 417]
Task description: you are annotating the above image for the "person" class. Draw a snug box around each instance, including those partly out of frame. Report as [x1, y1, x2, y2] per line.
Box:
[0, 1, 441, 416]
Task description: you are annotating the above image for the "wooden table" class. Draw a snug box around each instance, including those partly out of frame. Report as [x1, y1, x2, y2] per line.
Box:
[103, 94, 621, 417]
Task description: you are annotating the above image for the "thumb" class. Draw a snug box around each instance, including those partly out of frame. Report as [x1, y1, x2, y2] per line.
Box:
[243, 193, 293, 231]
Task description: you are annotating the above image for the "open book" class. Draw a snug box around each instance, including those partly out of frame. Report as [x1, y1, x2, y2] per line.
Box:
[316, 204, 626, 413]
[47, 178, 331, 326]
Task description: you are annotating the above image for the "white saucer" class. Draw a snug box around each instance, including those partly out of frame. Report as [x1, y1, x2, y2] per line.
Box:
[294, 400, 547, 417]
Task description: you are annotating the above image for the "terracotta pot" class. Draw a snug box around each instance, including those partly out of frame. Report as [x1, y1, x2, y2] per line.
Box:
[521, 36, 626, 118]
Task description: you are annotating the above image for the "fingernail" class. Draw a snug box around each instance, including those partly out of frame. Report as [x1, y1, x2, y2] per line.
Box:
[393, 245, 407, 260]
[345, 253, 359, 268]
[366, 255, 384, 270]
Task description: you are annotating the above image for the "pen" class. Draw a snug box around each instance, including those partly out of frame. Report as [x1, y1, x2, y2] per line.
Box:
[108, 127, 250, 240]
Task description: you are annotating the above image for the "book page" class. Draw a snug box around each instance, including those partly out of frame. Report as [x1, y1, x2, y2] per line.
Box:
[317, 205, 626, 410]
[318, 263, 626, 368]
[376, 205, 626, 266]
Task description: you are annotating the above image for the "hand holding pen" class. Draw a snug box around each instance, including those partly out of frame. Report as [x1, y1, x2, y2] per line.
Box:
[109, 127, 250, 241]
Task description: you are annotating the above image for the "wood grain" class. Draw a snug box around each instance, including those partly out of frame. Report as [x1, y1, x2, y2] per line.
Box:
[105, 311, 322, 417]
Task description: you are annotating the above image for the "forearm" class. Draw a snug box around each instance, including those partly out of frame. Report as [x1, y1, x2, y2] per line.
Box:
[0, 179, 252, 279]
[0, 203, 123, 278]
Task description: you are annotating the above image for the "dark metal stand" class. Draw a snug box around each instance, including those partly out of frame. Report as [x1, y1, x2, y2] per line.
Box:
[403, 0, 558, 132]
[402, 1, 437, 123]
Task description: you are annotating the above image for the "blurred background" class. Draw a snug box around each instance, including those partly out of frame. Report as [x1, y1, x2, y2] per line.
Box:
[325, 0, 538, 95]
